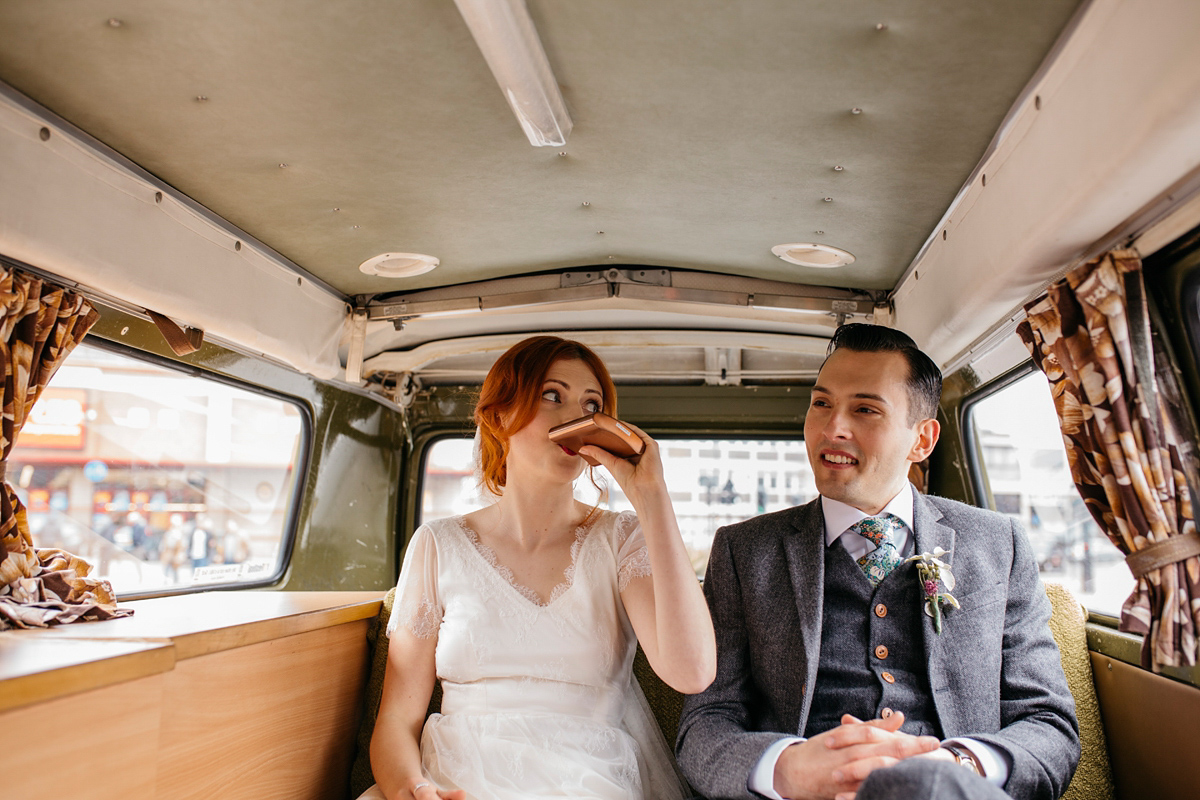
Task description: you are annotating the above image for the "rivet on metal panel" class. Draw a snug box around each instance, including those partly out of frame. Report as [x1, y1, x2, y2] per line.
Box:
[558, 151, 568, 157]
[823, 197, 833, 203]
[851, 107, 863, 115]
[39, 127, 50, 141]
[833, 165, 844, 172]
[582, 201, 591, 207]
[876, 23, 888, 31]
[120, 327, 129, 336]
[107, 18, 123, 27]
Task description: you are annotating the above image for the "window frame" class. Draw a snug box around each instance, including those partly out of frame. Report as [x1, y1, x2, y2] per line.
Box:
[17, 334, 314, 597]
[959, 360, 1041, 513]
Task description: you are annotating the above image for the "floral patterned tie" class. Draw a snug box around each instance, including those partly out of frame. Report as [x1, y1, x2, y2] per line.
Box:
[851, 514, 903, 587]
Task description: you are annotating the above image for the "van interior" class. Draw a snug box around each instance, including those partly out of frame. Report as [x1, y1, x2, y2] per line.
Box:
[2, 0, 1200, 798]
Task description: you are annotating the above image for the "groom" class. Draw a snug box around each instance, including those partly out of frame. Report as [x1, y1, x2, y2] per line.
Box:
[676, 324, 1079, 800]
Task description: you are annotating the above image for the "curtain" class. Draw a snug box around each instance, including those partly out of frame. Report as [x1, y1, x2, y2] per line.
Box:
[1017, 249, 1200, 671]
[0, 266, 132, 629]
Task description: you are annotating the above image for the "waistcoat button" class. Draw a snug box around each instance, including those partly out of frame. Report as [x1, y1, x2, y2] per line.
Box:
[875, 645, 889, 659]
[881, 671, 896, 684]
[881, 707, 894, 718]
[874, 603, 887, 618]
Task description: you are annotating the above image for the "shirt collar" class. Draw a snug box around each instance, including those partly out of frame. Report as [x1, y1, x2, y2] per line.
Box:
[821, 484, 916, 547]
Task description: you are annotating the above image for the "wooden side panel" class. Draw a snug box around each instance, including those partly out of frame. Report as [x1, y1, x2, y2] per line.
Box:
[2, 673, 163, 800]
[157, 620, 371, 800]
[1090, 652, 1200, 800]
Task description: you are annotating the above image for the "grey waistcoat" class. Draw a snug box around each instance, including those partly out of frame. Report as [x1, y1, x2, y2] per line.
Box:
[803, 541, 942, 738]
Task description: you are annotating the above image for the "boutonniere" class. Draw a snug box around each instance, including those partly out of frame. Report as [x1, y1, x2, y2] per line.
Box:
[906, 546, 959, 634]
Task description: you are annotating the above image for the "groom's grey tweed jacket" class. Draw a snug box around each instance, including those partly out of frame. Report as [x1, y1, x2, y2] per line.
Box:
[675, 493, 1080, 800]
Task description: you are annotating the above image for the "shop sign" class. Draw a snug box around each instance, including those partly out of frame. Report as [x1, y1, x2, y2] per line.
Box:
[18, 388, 87, 449]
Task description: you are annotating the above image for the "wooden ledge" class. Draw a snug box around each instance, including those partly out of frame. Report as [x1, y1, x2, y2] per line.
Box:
[0, 635, 174, 713]
[51, 590, 385, 659]
[0, 591, 384, 712]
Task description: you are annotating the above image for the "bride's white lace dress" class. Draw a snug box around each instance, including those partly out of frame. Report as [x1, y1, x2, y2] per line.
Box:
[360, 509, 688, 800]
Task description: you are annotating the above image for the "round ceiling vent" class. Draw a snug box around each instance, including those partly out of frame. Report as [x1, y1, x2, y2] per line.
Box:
[771, 243, 855, 269]
[358, 252, 440, 278]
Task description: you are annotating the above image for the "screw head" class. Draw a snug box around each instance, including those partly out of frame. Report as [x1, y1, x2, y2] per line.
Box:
[195, 95, 208, 102]
[558, 151, 568, 157]
[823, 197, 834, 203]
[876, 23, 888, 31]
[39, 127, 50, 141]
[582, 201, 591, 207]
[815, 230, 825, 235]
[851, 107, 863, 115]
[833, 165, 844, 172]
[107, 18, 123, 27]
[278, 163, 289, 168]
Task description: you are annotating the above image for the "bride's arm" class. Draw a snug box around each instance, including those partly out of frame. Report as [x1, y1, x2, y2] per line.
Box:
[370, 631, 464, 800]
[581, 427, 716, 694]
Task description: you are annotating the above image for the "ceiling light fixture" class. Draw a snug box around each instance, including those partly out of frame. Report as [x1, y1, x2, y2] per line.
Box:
[359, 252, 440, 278]
[453, 0, 572, 147]
[772, 243, 856, 269]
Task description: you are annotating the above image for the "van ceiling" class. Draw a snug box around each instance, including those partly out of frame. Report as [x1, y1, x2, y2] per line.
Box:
[0, 0, 1082, 300]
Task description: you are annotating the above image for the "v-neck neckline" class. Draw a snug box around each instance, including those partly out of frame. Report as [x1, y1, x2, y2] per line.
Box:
[453, 514, 597, 608]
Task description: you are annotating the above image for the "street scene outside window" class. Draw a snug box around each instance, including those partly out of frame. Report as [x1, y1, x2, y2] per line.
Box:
[421, 437, 819, 578]
[10, 342, 307, 594]
[968, 371, 1134, 616]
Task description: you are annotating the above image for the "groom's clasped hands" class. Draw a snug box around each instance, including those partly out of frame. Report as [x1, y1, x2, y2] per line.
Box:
[773, 711, 941, 800]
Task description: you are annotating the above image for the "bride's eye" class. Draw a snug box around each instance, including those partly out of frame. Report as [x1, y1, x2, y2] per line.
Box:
[584, 398, 601, 413]
[542, 389, 560, 403]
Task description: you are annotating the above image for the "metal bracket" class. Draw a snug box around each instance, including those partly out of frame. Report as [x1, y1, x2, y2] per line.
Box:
[560, 268, 671, 288]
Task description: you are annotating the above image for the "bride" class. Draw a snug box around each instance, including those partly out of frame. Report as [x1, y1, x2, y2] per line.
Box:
[359, 335, 716, 800]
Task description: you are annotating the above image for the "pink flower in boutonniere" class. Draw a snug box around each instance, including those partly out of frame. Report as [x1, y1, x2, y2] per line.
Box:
[906, 546, 959, 635]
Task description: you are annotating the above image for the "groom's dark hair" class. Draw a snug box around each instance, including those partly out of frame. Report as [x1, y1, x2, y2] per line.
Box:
[825, 323, 943, 425]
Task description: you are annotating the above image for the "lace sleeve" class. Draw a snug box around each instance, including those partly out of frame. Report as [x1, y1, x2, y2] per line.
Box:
[615, 511, 652, 591]
[386, 523, 443, 639]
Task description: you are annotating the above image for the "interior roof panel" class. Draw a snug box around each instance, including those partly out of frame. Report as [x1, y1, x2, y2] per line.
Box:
[0, 0, 1082, 298]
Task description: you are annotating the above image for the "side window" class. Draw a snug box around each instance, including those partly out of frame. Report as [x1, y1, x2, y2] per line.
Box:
[966, 370, 1133, 616]
[11, 341, 308, 594]
[421, 437, 818, 577]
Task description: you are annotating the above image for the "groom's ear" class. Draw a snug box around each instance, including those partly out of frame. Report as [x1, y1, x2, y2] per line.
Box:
[909, 417, 940, 462]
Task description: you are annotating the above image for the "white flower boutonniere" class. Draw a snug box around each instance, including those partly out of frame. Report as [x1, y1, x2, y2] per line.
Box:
[906, 546, 960, 635]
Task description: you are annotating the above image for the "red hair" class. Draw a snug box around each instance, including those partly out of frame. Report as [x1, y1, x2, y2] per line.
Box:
[475, 336, 617, 496]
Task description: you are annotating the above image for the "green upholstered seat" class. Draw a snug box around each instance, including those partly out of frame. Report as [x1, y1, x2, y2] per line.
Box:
[1045, 581, 1115, 800]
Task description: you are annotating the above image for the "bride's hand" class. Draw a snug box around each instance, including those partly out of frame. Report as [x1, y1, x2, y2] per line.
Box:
[412, 780, 465, 800]
[578, 421, 668, 509]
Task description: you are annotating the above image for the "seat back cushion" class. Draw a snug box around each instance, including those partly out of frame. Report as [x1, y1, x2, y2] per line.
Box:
[1044, 581, 1114, 800]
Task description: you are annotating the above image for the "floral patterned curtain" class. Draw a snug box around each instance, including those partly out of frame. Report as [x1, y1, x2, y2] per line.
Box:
[0, 266, 132, 629]
[1017, 250, 1199, 671]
